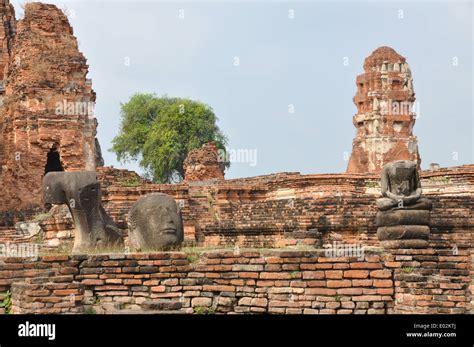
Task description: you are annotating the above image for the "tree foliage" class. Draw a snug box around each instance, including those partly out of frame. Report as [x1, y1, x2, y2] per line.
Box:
[111, 93, 228, 183]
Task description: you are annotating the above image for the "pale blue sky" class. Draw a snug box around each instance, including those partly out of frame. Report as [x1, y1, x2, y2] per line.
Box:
[12, 1, 473, 178]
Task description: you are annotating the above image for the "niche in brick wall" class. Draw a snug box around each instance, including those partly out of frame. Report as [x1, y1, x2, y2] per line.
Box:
[44, 145, 64, 175]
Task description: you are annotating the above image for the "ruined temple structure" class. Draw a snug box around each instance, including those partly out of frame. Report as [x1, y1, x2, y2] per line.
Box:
[183, 142, 225, 181]
[347, 47, 420, 174]
[0, 2, 99, 212]
[0, 2, 471, 315]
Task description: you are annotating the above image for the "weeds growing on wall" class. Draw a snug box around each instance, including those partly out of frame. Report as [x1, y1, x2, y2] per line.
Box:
[0, 290, 12, 314]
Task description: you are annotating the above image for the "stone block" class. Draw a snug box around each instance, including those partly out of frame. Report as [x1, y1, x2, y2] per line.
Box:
[376, 209, 430, 227]
[377, 225, 430, 240]
[380, 240, 429, 249]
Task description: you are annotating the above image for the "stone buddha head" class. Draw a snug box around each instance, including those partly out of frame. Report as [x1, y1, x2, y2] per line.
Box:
[128, 193, 184, 251]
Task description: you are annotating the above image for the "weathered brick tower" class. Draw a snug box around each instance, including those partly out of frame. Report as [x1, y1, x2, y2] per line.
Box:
[346, 46, 420, 174]
[0, 2, 98, 212]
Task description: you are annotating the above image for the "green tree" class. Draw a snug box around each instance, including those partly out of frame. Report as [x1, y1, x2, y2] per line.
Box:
[111, 93, 228, 183]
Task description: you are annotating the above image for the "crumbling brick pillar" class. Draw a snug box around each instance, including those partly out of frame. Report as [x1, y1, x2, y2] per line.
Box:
[183, 142, 225, 181]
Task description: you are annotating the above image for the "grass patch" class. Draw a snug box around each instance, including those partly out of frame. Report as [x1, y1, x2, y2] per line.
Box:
[39, 241, 74, 256]
[365, 181, 380, 189]
[118, 176, 142, 187]
[401, 267, 414, 273]
[193, 306, 216, 315]
[428, 176, 451, 184]
[92, 295, 100, 305]
[290, 271, 300, 279]
[83, 306, 97, 315]
[35, 230, 44, 244]
[186, 253, 200, 264]
[32, 212, 52, 223]
[0, 290, 12, 314]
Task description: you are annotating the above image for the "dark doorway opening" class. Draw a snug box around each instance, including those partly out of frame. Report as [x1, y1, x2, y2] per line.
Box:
[44, 146, 64, 175]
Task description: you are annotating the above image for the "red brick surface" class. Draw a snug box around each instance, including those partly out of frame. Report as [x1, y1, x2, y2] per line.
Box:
[347, 47, 420, 174]
[0, 249, 470, 314]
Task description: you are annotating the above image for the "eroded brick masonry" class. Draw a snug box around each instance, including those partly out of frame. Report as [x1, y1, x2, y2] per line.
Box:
[0, 3, 98, 211]
[347, 47, 420, 174]
[0, 248, 470, 314]
[0, 2, 472, 315]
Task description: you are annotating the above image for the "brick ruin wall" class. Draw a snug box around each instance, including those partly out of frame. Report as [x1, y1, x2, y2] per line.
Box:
[0, 4, 470, 315]
[0, 3, 98, 212]
[0, 165, 469, 314]
[82, 165, 472, 251]
[9, 164, 470, 263]
[0, 247, 470, 314]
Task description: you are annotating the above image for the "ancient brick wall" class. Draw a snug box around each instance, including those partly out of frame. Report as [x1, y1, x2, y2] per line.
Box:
[0, 3, 98, 212]
[1, 164, 471, 311]
[95, 165, 473, 247]
[96, 166, 148, 190]
[389, 248, 471, 314]
[0, 248, 470, 314]
[471, 248, 474, 313]
[20, 165, 471, 251]
[11, 280, 84, 314]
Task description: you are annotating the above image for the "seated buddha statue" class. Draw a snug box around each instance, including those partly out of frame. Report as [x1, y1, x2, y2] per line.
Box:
[375, 160, 432, 248]
[376, 160, 432, 211]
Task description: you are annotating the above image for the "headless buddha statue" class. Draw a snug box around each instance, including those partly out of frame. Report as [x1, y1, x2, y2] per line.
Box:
[376, 160, 432, 211]
[375, 160, 432, 248]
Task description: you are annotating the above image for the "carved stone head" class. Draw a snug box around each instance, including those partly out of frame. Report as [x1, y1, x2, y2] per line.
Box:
[128, 193, 184, 251]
